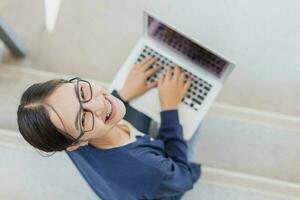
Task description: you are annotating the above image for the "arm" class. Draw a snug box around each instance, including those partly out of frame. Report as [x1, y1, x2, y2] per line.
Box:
[158, 110, 188, 166]
[113, 85, 196, 197]
[151, 66, 197, 197]
[113, 62, 198, 198]
[131, 109, 198, 199]
[131, 110, 196, 199]
[150, 110, 195, 197]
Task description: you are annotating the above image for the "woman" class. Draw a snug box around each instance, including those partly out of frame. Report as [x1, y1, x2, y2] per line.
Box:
[17, 57, 201, 200]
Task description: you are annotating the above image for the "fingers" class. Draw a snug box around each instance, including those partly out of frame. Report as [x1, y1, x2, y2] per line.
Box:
[160, 66, 184, 83]
[165, 68, 172, 80]
[145, 80, 158, 90]
[166, 65, 182, 82]
[178, 69, 191, 93]
[158, 74, 165, 87]
[145, 64, 162, 77]
[174, 66, 181, 78]
[147, 64, 191, 92]
[179, 71, 186, 84]
[139, 57, 157, 71]
[184, 76, 192, 90]
[139, 56, 153, 65]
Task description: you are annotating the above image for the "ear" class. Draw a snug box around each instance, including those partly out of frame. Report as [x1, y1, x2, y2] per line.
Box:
[66, 141, 89, 152]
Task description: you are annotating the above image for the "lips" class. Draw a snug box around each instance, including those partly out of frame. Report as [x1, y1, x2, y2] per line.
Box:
[105, 99, 112, 121]
[104, 96, 116, 124]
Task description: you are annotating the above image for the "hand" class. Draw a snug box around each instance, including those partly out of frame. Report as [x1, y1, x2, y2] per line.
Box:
[118, 57, 162, 102]
[158, 66, 192, 111]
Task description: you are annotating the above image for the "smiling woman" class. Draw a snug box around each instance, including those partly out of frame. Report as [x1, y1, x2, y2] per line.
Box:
[18, 77, 128, 152]
[17, 57, 201, 200]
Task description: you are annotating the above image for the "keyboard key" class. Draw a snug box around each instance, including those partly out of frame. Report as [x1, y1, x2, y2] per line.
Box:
[192, 98, 201, 105]
[197, 95, 204, 101]
[139, 45, 213, 111]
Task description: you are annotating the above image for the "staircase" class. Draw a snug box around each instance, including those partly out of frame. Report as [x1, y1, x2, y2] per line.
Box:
[0, 64, 299, 200]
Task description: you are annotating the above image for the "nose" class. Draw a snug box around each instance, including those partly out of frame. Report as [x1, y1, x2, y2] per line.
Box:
[82, 94, 107, 119]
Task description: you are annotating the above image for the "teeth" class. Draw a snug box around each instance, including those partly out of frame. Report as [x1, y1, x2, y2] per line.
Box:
[105, 97, 112, 120]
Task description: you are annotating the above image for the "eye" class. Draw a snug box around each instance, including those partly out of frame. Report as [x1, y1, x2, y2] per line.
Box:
[80, 86, 85, 100]
[81, 112, 86, 128]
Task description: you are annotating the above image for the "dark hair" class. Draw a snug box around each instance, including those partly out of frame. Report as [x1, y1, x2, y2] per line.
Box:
[17, 79, 75, 152]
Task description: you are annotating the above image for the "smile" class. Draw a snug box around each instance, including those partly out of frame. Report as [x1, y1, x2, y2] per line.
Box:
[104, 96, 113, 122]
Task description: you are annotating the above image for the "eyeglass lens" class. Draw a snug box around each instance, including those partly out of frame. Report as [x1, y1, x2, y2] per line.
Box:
[77, 80, 94, 132]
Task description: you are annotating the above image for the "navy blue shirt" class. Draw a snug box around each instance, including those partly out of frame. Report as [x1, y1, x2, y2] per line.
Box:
[67, 91, 201, 200]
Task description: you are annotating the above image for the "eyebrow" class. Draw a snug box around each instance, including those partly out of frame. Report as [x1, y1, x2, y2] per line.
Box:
[73, 84, 80, 131]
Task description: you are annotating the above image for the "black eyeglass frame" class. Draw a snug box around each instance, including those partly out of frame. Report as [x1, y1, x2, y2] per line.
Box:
[68, 77, 95, 144]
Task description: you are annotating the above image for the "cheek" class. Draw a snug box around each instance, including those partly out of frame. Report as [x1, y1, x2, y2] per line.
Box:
[80, 96, 126, 140]
[86, 120, 110, 139]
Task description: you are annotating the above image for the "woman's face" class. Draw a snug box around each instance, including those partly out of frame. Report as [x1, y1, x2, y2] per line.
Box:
[45, 80, 126, 145]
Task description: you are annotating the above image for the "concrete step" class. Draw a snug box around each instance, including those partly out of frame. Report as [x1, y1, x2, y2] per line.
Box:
[0, 40, 4, 62]
[0, 141, 98, 200]
[1, 64, 300, 199]
[197, 114, 300, 184]
[0, 133, 297, 200]
[183, 182, 291, 200]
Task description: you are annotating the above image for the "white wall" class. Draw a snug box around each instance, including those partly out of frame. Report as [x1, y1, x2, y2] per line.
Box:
[0, 0, 299, 116]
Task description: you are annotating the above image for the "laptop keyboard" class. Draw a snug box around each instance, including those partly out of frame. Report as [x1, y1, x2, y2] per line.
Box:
[136, 45, 213, 111]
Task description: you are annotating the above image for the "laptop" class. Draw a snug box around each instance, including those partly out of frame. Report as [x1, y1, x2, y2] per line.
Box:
[110, 11, 235, 140]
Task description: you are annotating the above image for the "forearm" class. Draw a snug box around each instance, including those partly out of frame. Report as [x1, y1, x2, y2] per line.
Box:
[158, 110, 189, 165]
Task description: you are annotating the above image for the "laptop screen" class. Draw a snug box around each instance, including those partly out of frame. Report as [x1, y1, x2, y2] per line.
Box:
[147, 15, 229, 78]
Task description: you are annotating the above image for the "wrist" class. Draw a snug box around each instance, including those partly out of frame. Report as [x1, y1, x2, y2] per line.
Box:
[117, 90, 130, 102]
[161, 104, 178, 111]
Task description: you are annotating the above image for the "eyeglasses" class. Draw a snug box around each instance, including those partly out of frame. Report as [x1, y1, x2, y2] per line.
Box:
[68, 77, 95, 144]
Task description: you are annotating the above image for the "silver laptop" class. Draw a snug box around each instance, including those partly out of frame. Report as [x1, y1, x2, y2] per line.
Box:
[110, 11, 235, 140]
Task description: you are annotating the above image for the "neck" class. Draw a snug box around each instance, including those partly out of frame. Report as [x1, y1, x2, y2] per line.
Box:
[89, 125, 129, 149]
